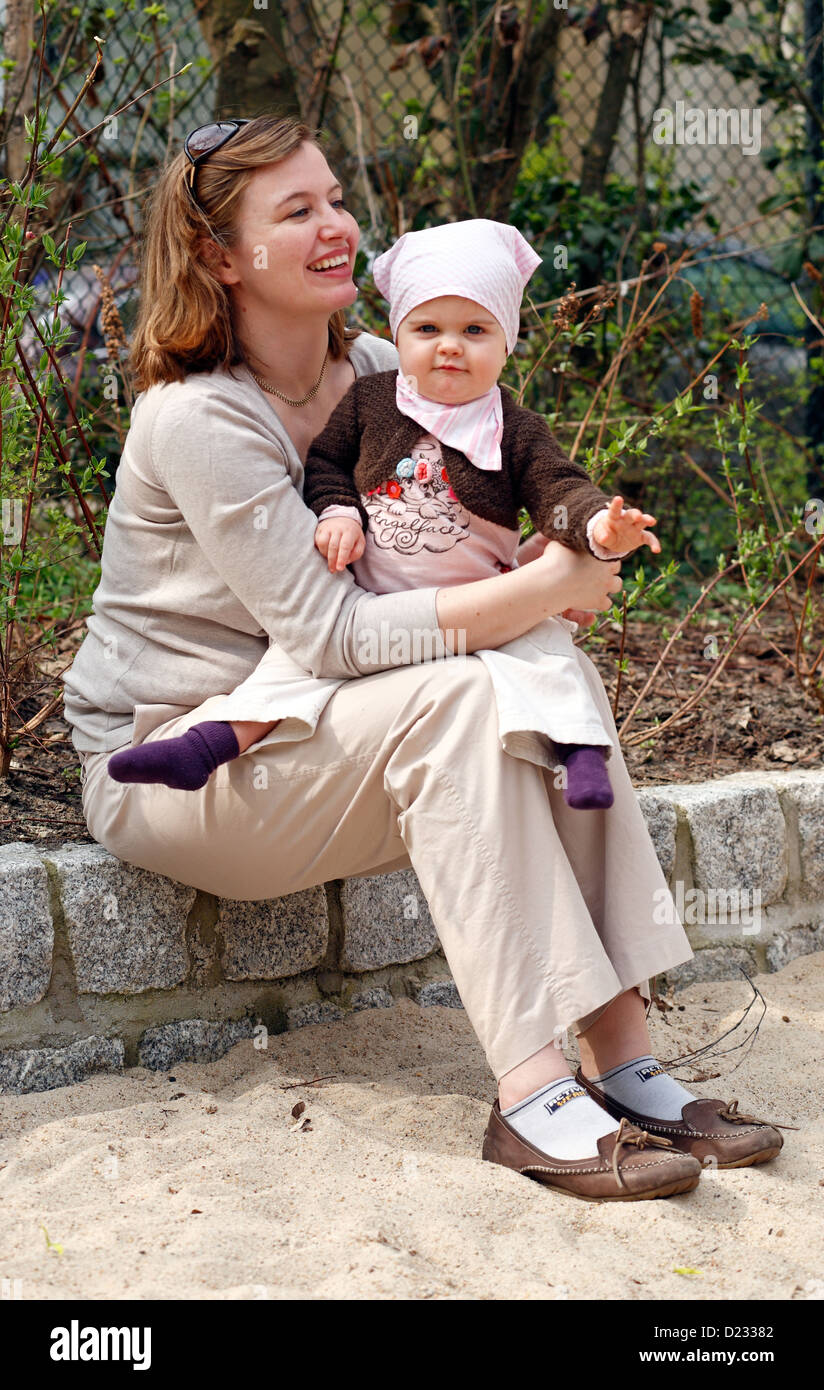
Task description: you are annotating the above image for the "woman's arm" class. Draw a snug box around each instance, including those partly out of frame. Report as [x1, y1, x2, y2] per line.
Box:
[435, 539, 623, 653]
[150, 388, 452, 679]
[149, 388, 621, 678]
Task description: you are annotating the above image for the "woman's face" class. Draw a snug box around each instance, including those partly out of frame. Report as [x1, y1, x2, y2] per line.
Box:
[395, 296, 508, 403]
[213, 141, 360, 320]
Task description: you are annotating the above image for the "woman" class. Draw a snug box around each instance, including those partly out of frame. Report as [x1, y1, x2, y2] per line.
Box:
[62, 115, 784, 1201]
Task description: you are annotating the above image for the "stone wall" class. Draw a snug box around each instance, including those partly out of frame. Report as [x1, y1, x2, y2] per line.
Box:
[1, 768, 822, 1093]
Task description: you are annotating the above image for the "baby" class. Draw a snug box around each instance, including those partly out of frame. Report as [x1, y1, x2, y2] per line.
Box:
[302, 219, 660, 808]
[109, 220, 659, 800]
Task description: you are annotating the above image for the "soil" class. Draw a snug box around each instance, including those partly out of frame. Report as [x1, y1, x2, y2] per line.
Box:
[2, 606, 822, 850]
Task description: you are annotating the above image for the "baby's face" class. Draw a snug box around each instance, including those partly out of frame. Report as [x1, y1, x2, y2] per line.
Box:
[395, 296, 508, 404]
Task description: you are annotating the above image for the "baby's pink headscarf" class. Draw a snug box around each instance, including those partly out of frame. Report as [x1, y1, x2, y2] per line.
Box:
[372, 218, 542, 355]
[371, 219, 542, 471]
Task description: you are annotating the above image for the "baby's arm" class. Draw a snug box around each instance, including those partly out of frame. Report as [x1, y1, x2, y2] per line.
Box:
[302, 380, 370, 531]
[513, 410, 658, 559]
[588, 495, 660, 556]
[303, 378, 372, 571]
[315, 504, 366, 573]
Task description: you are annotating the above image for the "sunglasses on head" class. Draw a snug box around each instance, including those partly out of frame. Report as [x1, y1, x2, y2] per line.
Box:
[183, 120, 250, 207]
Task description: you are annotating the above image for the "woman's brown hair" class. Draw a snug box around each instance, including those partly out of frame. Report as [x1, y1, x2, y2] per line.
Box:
[129, 114, 361, 390]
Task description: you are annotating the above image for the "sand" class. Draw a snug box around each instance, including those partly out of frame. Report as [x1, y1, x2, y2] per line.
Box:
[1, 952, 823, 1301]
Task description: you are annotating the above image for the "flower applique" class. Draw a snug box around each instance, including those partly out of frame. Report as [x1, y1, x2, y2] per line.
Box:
[362, 436, 470, 555]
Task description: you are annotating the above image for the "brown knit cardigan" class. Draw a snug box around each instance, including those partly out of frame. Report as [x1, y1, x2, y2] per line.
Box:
[302, 369, 617, 554]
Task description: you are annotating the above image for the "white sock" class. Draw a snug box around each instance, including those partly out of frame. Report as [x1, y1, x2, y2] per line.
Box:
[501, 1075, 617, 1160]
[588, 1053, 696, 1121]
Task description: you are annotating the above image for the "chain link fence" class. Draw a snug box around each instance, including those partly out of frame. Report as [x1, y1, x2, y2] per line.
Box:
[3, 0, 821, 429]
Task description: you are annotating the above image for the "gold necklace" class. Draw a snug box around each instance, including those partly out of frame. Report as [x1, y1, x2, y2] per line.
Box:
[247, 349, 328, 407]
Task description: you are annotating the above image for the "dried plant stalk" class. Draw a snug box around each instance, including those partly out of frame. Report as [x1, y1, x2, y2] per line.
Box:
[690, 287, 704, 339]
[92, 262, 127, 364]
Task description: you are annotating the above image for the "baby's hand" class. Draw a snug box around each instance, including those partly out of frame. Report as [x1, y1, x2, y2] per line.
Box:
[315, 516, 366, 572]
[591, 495, 661, 555]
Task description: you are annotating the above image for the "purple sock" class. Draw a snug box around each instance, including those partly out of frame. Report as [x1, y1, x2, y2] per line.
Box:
[107, 720, 240, 790]
[555, 742, 614, 810]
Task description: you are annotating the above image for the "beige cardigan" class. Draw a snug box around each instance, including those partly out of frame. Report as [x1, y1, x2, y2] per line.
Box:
[62, 332, 451, 754]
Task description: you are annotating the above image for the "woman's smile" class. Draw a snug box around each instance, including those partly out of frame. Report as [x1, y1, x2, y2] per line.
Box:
[307, 247, 353, 276]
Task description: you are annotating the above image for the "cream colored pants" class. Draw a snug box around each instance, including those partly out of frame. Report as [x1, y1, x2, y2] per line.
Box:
[78, 651, 693, 1080]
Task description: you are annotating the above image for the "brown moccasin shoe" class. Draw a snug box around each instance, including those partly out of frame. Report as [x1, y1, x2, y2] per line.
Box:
[574, 1066, 793, 1169]
[482, 1101, 701, 1200]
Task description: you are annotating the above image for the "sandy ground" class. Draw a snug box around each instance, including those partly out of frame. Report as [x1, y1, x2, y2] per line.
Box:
[1, 952, 823, 1302]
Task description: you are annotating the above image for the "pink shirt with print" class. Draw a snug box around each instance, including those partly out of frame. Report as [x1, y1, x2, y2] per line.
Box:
[318, 431, 617, 592]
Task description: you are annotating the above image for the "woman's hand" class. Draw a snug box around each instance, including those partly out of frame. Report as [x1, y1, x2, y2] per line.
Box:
[559, 605, 598, 627]
[515, 530, 550, 567]
[534, 537, 624, 615]
[315, 516, 366, 572]
[517, 531, 602, 626]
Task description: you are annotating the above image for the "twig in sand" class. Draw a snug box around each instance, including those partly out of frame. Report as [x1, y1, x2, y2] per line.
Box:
[658, 968, 767, 1078]
[278, 1073, 339, 1090]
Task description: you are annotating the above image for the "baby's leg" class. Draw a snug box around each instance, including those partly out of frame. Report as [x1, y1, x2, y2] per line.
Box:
[108, 718, 281, 790]
[553, 742, 614, 810]
[108, 641, 299, 788]
[231, 720, 278, 752]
